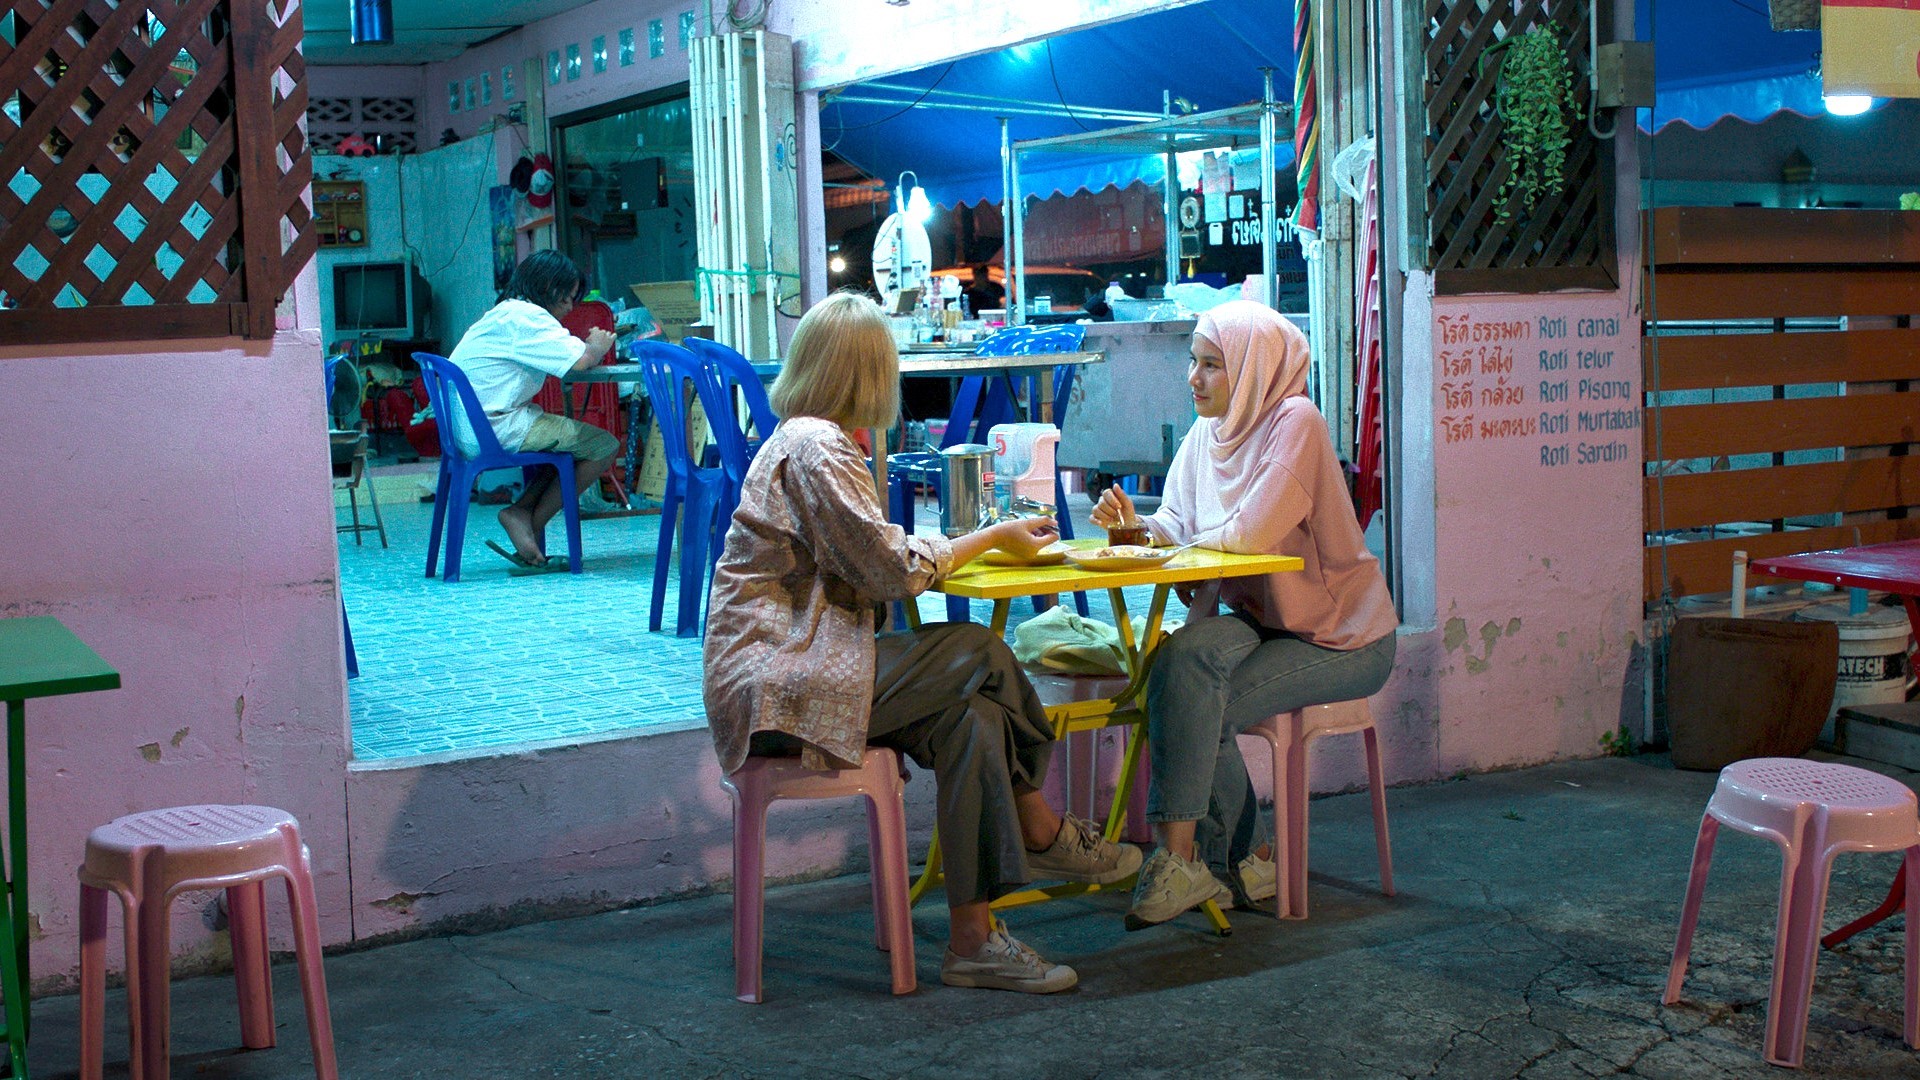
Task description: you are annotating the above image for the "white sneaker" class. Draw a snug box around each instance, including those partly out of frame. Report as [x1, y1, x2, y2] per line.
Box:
[1025, 814, 1144, 885]
[1238, 852, 1277, 903]
[1125, 848, 1232, 931]
[940, 922, 1078, 993]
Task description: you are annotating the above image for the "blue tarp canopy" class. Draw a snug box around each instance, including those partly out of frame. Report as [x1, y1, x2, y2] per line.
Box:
[820, 0, 1295, 207]
[1638, 0, 1827, 131]
[823, 0, 1844, 205]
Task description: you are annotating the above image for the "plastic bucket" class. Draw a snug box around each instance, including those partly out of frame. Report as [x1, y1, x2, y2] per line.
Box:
[1791, 602, 1912, 733]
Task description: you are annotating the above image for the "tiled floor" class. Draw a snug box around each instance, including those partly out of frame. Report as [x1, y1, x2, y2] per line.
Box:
[339, 475, 1172, 760]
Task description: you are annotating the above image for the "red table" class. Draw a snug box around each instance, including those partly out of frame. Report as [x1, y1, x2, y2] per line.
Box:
[1750, 539, 1920, 947]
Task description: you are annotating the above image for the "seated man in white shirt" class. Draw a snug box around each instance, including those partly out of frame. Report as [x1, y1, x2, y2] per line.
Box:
[446, 250, 620, 569]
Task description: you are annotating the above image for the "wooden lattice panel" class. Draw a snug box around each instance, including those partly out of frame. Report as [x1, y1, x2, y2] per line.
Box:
[0, 0, 314, 344]
[1422, 0, 1615, 292]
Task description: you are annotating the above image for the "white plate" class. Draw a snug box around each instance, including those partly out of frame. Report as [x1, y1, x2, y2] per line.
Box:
[981, 542, 1070, 567]
[1064, 545, 1177, 572]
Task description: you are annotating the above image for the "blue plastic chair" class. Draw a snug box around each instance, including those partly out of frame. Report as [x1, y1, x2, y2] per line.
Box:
[885, 376, 1017, 623]
[635, 342, 737, 637]
[683, 338, 779, 455]
[890, 326, 1090, 620]
[413, 352, 583, 583]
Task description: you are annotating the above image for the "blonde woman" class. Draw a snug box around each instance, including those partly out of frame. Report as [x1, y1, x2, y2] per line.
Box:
[703, 292, 1141, 993]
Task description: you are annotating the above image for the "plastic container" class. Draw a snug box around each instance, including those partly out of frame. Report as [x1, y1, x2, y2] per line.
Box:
[988, 423, 1059, 511]
[1791, 601, 1913, 739]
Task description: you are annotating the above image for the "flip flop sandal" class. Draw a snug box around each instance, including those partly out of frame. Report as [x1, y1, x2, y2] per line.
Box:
[486, 539, 544, 569]
[507, 558, 572, 577]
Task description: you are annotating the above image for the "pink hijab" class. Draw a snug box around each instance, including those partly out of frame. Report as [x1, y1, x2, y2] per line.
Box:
[1192, 301, 1311, 504]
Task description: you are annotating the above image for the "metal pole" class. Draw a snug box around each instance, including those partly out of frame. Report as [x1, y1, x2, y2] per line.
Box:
[1259, 68, 1278, 309]
[755, 31, 777, 359]
[1162, 90, 1178, 293]
[1008, 118, 1026, 327]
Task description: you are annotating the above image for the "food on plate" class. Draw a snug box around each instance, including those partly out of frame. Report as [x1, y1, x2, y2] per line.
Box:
[1088, 545, 1162, 559]
[981, 541, 1070, 566]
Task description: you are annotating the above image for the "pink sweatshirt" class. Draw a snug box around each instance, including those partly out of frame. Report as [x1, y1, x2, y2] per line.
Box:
[1146, 307, 1397, 651]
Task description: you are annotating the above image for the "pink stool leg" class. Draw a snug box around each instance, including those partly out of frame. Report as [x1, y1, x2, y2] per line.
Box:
[864, 796, 888, 951]
[283, 853, 341, 1080]
[1765, 813, 1835, 1068]
[1126, 735, 1153, 845]
[133, 872, 172, 1080]
[79, 884, 109, 1080]
[1280, 715, 1311, 920]
[1363, 726, 1394, 896]
[868, 775, 917, 995]
[731, 774, 769, 1004]
[227, 881, 275, 1049]
[1664, 813, 1720, 1003]
[1903, 846, 1919, 1049]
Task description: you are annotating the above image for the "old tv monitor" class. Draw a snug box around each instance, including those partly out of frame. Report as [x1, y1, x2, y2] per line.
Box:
[331, 260, 430, 339]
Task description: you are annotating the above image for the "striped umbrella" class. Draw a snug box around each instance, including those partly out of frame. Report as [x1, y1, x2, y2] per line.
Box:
[1292, 0, 1318, 233]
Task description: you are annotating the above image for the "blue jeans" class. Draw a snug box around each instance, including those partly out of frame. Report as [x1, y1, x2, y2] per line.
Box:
[1144, 612, 1396, 875]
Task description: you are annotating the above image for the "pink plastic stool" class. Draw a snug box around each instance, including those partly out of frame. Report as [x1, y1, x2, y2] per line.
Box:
[78, 805, 339, 1080]
[721, 748, 915, 1002]
[1664, 758, 1920, 1067]
[1240, 698, 1394, 919]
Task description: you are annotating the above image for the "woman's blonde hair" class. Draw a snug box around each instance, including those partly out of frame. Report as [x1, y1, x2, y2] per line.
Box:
[770, 292, 899, 429]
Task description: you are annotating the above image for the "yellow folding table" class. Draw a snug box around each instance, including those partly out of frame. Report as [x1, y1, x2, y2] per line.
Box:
[906, 542, 1302, 934]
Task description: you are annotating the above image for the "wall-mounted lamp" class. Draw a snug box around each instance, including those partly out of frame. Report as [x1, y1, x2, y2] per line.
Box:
[350, 0, 393, 46]
[897, 170, 932, 225]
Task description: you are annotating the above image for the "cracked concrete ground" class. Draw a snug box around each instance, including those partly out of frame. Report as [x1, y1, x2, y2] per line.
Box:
[25, 754, 1920, 1078]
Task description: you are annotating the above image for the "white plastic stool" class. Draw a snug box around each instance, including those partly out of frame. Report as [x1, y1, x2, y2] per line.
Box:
[1241, 698, 1394, 919]
[1664, 757, 1920, 1067]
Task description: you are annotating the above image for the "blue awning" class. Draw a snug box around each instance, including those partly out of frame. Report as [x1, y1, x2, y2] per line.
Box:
[821, 0, 1295, 207]
[824, 0, 1865, 204]
[1636, 0, 1841, 131]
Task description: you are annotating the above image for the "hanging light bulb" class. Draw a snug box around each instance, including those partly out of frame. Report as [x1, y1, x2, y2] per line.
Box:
[350, 0, 393, 45]
[897, 170, 932, 225]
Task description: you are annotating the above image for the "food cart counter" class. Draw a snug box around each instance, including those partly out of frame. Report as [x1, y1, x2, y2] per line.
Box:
[1059, 319, 1198, 477]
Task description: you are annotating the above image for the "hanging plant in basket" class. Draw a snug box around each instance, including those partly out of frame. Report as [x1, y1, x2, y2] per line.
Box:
[1492, 26, 1582, 223]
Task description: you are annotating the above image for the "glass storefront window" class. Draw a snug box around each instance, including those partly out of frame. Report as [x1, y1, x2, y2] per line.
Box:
[552, 88, 696, 307]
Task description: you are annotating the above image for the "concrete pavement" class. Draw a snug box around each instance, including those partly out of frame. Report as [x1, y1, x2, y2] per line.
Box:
[27, 754, 1920, 1078]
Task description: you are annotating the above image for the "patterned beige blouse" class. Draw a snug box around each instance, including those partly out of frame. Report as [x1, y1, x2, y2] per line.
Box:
[702, 417, 954, 773]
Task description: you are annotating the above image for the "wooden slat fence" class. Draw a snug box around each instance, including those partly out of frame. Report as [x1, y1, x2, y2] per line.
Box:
[1644, 207, 1920, 602]
[0, 0, 314, 345]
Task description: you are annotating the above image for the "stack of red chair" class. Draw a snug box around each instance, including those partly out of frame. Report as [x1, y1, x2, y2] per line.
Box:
[536, 299, 629, 502]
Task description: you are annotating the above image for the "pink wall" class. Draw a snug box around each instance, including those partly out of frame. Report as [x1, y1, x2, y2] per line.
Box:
[345, 729, 933, 938]
[1422, 290, 1642, 769]
[0, 0, 1652, 984]
[0, 330, 352, 987]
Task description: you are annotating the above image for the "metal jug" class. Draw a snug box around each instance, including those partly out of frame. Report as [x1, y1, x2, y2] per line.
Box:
[938, 444, 994, 537]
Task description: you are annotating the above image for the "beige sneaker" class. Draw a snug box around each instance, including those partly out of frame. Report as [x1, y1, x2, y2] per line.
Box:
[940, 922, 1078, 993]
[1125, 848, 1233, 931]
[1025, 814, 1144, 885]
[1238, 852, 1277, 903]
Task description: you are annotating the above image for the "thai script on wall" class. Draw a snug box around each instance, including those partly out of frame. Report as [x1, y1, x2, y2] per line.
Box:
[1435, 309, 1635, 469]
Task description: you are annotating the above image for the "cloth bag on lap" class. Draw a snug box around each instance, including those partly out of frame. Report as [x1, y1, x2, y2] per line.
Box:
[1012, 607, 1178, 677]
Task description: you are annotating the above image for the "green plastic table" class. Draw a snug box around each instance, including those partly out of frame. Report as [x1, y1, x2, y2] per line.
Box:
[0, 617, 119, 1077]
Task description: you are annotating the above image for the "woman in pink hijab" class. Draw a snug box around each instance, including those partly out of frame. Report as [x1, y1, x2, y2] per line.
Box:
[1091, 300, 1398, 930]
